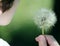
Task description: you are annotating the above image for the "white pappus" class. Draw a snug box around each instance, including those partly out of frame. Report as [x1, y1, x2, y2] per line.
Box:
[33, 8, 57, 34]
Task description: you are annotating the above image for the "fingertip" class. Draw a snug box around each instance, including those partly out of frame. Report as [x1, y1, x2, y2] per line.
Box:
[35, 35, 45, 42]
[45, 35, 59, 46]
[35, 35, 47, 46]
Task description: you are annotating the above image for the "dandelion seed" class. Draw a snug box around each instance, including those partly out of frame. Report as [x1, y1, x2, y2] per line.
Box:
[33, 8, 57, 34]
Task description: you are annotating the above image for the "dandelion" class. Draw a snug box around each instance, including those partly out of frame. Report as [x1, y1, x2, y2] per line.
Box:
[0, 38, 10, 46]
[33, 8, 57, 34]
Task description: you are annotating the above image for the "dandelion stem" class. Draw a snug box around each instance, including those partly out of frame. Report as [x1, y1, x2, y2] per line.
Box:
[42, 27, 44, 35]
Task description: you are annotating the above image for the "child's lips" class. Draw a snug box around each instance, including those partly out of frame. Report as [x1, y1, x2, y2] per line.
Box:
[0, 10, 2, 15]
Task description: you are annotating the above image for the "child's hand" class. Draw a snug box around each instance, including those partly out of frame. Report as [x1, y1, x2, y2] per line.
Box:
[35, 35, 59, 46]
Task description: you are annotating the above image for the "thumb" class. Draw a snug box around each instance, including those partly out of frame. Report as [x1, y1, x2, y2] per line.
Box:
[35, 35, 47, 46]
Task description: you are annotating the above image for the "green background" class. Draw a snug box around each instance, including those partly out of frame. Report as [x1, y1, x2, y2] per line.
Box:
[0, 0, 55, 46]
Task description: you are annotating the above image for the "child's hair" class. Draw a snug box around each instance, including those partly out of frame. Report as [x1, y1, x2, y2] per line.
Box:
[2, 0, 14, 12]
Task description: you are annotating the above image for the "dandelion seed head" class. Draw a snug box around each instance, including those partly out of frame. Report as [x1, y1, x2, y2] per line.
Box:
[33, 8, 57, 31]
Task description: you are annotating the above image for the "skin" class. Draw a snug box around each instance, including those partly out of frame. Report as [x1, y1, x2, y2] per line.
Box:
[0, 0, 2, 15]
[0, 0, 19, 26]
[35, 35, 60, 46]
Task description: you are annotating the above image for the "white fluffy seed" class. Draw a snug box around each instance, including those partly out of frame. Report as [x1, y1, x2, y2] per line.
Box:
[33, 8, 57, 32]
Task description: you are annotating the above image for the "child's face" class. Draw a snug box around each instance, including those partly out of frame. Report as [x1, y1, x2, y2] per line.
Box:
[0, 0, 2, 15]
[2, 0, 14, 12]
[0, 0, 2, 2]
[0, 0, 14, 15]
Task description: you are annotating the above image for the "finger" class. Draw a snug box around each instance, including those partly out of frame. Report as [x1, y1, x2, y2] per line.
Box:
[45, 35, 59, 46]
[35, 35, 47, 46]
